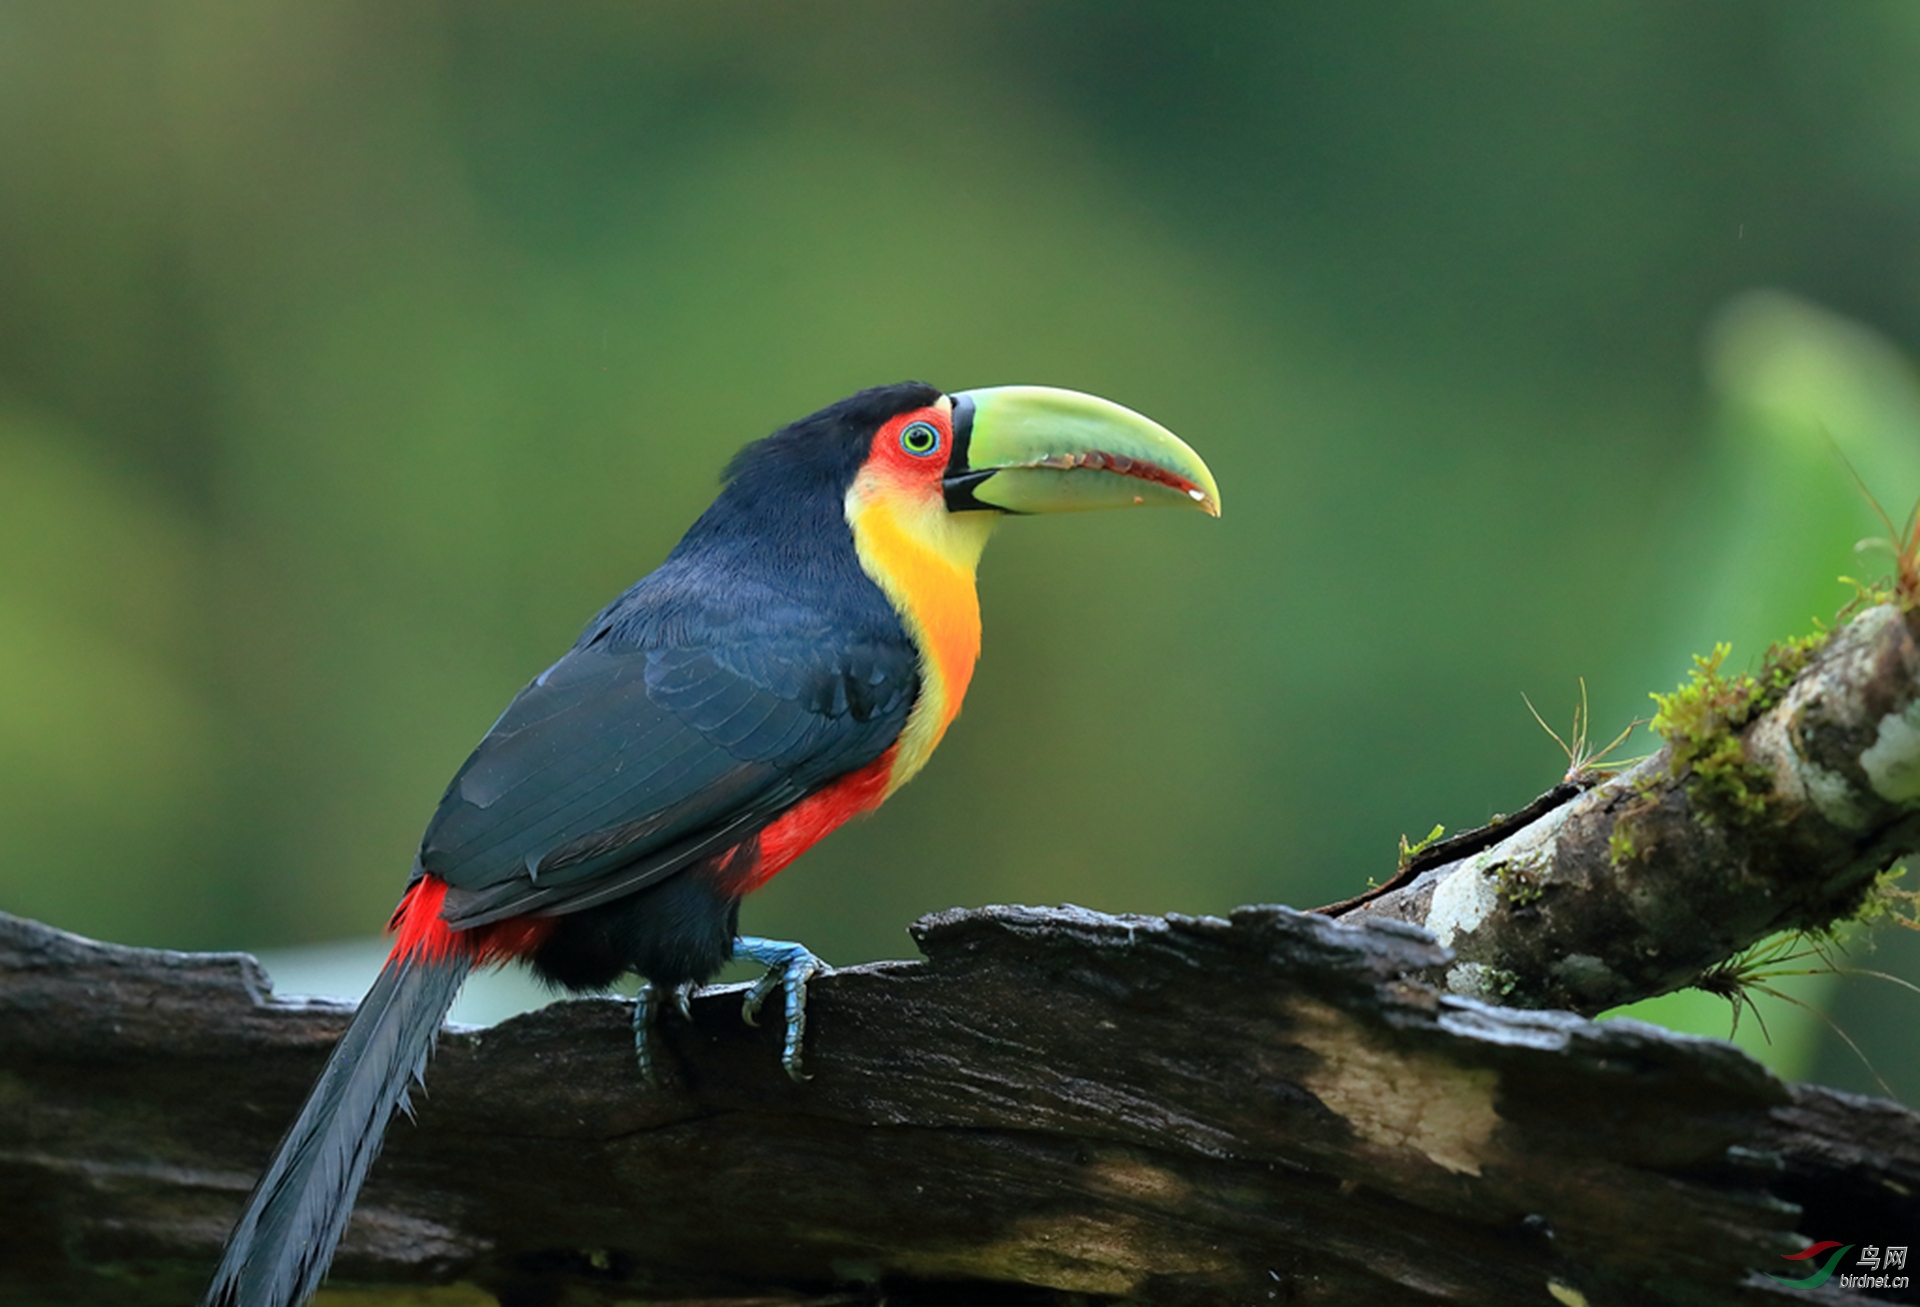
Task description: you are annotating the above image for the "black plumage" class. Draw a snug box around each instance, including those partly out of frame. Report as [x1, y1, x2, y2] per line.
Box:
[203, 382, 940, 1307]
[418, 384, 932, 952]
[203, 953, 471, 1307]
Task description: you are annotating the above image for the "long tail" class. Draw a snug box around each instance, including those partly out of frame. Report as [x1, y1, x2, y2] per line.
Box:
[202, 949, 472, 1307]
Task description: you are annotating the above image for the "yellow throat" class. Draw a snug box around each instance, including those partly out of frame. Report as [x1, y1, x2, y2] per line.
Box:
[844, 472, 997, 796]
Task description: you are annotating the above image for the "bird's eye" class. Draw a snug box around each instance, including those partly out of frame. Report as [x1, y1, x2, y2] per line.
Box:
[899, 421, 941, 458]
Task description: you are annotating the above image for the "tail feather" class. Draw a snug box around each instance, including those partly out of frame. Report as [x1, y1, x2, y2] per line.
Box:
[204, 952, 471, 1307]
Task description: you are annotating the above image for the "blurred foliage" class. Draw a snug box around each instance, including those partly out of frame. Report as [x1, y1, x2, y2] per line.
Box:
[3, 2, 1919, 1093]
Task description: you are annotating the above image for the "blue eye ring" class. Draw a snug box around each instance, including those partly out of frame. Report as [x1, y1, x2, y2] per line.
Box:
[899, 420, 942, 458]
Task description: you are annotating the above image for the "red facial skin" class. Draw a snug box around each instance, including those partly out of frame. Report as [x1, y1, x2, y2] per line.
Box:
[859, 403, 954, 498]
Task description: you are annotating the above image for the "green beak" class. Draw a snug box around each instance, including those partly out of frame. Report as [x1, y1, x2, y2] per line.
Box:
[943, 385, 1221, 517]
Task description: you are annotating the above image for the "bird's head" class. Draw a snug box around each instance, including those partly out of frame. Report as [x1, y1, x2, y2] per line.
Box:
[839, 381, 1220, 521]
[826, 381, 1220, 592]
[702, 381, 1218, 587]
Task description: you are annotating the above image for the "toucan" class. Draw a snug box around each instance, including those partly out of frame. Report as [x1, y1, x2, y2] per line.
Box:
[203, 381, 1220, 1307]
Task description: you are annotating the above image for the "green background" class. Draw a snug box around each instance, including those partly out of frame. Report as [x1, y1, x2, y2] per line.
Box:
[3, 2, 1918, 1095]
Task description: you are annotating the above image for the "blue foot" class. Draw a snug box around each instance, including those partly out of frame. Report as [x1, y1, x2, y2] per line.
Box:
[734, 936, 830, 1081]
[632, 979, 698, 1086]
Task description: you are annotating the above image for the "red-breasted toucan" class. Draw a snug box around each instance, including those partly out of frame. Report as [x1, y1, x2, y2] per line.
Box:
[203, 381, 1219, 1307]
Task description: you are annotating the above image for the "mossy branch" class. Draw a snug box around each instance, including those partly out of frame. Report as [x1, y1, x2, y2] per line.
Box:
[1338, 602, 1920, 1013]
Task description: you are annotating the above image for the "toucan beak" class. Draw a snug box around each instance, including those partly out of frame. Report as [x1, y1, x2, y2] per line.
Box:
[943, 385, 1221, 517]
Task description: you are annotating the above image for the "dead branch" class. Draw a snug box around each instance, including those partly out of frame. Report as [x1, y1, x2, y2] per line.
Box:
[2, 905, 1915, 1306]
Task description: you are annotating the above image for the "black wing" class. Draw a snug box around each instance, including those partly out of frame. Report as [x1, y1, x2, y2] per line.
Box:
[418, 573, 918, 928]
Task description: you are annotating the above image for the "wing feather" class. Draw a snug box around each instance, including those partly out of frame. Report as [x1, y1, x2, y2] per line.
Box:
[418, 570, 917, 927]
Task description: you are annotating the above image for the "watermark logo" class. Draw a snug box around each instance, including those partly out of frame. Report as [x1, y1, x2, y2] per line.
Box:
[1766, 1242, 1851, 1289]
[1767, 1241, 1908, 1292]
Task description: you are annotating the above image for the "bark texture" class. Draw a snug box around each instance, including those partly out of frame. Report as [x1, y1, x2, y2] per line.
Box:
[3, 906, 1916, 1307]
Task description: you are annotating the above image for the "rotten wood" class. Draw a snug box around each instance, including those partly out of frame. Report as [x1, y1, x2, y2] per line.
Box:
[3, 905, 1916, 1306]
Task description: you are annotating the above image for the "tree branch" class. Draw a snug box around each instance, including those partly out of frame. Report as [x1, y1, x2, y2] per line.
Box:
[4, 904, 1916, 1306]
[9, 606, 1920, 1304]
[1339, 601, 1920, 1013]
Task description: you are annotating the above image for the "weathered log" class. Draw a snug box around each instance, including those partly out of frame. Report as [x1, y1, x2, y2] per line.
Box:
[3, 906, 1914, 1306]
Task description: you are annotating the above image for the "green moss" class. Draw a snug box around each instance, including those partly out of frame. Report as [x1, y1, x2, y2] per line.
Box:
[1397, 823, 1446, 870]
[1607, 822, 1637, 867]
[1852, 864, 1920, 931]
[1647, 629, 1832, 826]
[1494, 853, 1547, 905]
[1753, 629, 1829, 714]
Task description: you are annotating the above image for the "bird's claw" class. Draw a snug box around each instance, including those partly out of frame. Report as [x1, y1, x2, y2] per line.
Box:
[738, 973, 771, 1027]
[632, 980, 664, 1087]
[632, 979, 701, 1086]
[636, 942, 827, 1084]
[733, 936, 829, 1081]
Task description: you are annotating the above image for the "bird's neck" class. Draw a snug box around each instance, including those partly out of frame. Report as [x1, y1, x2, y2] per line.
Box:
[843, 477, 996, 796]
